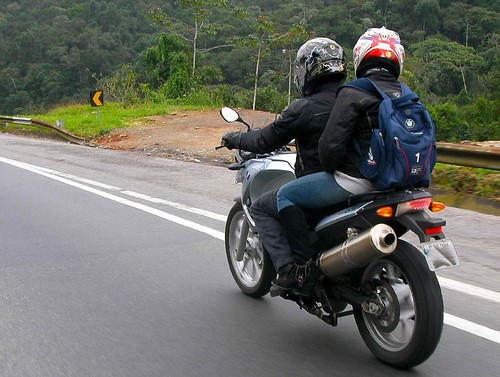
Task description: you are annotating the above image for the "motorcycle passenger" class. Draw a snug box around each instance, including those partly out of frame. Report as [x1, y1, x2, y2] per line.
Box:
[274, 27, 407, 292]
[221, 38, 347, 292]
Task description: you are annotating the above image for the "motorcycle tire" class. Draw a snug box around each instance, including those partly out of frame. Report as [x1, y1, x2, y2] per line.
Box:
[354, 240, 444, 369]
[225, 202, 276, 298]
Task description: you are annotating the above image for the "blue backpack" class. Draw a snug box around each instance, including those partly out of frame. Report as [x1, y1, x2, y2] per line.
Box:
[344, 78, 437, 190]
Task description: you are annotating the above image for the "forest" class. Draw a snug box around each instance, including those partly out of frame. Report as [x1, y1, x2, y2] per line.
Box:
[0, 0, 498, 141]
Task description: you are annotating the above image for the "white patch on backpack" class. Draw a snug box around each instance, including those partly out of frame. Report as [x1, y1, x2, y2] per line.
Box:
[405, 119, 416, 128]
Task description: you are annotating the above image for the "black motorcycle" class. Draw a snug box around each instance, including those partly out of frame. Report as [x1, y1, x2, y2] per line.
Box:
[220, 107, 460, 369]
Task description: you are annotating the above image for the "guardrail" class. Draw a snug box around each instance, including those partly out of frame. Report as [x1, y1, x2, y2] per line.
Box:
[0, 115, 499, 170]
[437, 142, 500, 171]
[0, 116, 85, 145]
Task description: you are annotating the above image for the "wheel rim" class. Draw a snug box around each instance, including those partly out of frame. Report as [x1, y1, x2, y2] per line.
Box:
[361, 260, 416, 352]
[228, 211, 264, 288]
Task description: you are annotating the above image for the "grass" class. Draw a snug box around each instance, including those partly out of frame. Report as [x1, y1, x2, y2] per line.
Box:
[431, 163, 500, 203]
[27, 101, 216, 139]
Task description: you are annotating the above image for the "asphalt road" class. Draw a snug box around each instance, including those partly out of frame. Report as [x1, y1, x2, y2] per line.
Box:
[1, 134, 499, 377]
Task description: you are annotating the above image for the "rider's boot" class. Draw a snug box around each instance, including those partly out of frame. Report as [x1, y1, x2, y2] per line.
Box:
[270, 205, 317, 297]
[278, 205, 316, 265]
[272, 263, 297, 290]
[270, 262, 312, 296]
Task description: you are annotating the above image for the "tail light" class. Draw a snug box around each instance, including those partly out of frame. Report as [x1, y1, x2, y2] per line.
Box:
[376, 197, 446, 219]
[376, 206, 394, 218]
[430, 201, 446, 212]
[395, 197, 432, 217]
[425, 226, 443, 235]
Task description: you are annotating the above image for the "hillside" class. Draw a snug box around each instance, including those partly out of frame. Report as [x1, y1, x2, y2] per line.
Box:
[1, 0, 498, 116]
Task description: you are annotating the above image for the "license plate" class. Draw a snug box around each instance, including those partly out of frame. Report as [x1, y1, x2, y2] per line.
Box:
[420, 238, 460, 271]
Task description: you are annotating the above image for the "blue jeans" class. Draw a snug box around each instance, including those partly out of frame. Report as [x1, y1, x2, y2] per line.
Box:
[276, 171, 352, 211]
[250, 190, 295, 271]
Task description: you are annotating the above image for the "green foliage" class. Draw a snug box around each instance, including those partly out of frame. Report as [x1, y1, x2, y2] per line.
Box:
[0, 0, 498, 142]
[191, 85, 242, 108]
[92, 66, 140, 105]
[0, 0, 157, 114]
[432, 164, 500, 202]
[411, 37, 483, 96]
[429, 102, 464, 141]
[103, 34, 196, 104]
[254, 85, 289, 114]
[429, 97, 499, 141]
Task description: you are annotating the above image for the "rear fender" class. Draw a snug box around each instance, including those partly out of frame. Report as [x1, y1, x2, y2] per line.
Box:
[395, 211, 446, 243]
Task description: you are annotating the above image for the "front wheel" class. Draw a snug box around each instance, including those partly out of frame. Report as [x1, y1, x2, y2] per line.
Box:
[225, 203, 276, 297]
[354, 240, 444, 369]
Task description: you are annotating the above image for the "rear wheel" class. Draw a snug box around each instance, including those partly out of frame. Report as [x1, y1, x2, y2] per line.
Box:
[354, 240, 444, 369]
[225, 203, 275, 297]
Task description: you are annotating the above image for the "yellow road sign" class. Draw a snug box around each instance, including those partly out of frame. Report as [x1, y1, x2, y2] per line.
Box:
[90, 90, 104, 107]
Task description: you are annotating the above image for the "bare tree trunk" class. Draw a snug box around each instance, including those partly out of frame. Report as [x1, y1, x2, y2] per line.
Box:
[460, 64, 467, 92]
[192, 19, 198, 77]
[287, 52, 292, 105]
[252, 43, 262, 111]
[465, 20, 469, 47]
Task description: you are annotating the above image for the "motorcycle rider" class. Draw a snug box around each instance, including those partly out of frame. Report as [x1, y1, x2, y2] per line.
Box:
[274, 27, 407, 291]
[221, 37, 347, 292]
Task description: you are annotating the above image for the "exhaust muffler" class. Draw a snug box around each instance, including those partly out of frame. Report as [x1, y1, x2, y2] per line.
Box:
[319, 224, 397, 279]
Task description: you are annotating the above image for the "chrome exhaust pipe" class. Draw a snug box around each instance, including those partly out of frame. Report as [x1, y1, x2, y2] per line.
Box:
[319, 224, 397, 279]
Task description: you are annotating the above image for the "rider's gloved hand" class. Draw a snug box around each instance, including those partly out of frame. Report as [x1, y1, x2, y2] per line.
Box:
[222, 131, 242, 150]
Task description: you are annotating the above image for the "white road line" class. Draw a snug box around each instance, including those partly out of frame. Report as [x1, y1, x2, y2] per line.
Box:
[444, 314, 500, 344]
[439, 277, 500, 304]
[33, 166, 122, 191]
[2, 155, 499, 344]
[121, 190, 227, 222]
[0, 157, 224, 241]
[3, 158, 227, 222]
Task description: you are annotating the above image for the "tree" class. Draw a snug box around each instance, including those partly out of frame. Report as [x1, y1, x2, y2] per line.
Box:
[149, 0, 231, 77]
[411, 38, 483, 95]
[360, 0, 393, 26]
[270, 22, 311, 104]
[0, 0, 498, 116]
[232, 13, 275, 110]
[414, 0, 440, 36]
[135, 34, 193, 99]
[442, 3, 500, 50]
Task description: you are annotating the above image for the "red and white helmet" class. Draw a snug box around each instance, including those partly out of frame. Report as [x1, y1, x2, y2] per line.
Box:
[353, 27, 405, 78]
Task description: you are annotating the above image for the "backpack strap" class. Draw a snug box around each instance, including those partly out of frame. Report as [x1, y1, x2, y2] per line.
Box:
[393, 83, 420, 105]
[342, 78, 389, 99]
[343, 78, 420, 103]
[342, 78, 388, 156]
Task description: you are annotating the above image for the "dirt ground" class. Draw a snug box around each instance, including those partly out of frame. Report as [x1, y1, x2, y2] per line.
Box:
[92, 109, 278, 166]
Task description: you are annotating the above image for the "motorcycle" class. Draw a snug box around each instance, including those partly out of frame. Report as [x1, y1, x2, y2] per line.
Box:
[218, 107, 460, 369]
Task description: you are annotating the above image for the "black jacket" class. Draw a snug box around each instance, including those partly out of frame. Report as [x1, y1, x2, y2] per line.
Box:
[238, 81, 341, 178]
[319, 70, 402, 177]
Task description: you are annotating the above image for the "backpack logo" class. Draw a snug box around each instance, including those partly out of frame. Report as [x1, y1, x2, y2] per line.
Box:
[345, 79, 437, 189]
[405, 118, 416, 128]
[411, 166, 423, 175]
